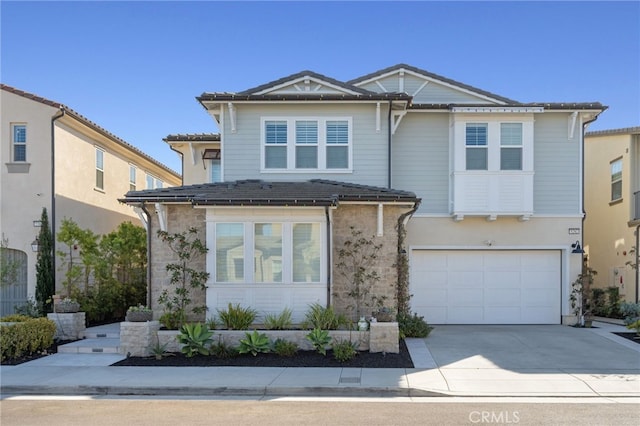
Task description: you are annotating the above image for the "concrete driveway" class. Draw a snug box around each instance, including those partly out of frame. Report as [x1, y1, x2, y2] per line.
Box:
[407, 321, 640, 396]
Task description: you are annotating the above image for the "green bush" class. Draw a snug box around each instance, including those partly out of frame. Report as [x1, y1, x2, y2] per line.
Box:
[273, 338, 298, 357]
[397, 312, 433, 338]
[301, 303, 347, 330]
[217, 303, 257, 330]
[210, 337, 238, 359]
[177, 323, 213, 357]
[238, 330, 271, 356]
[620, 302, 640, 325]
[331, 339, 358, 362]
[264, 308, 293, 330]
[306, 328, 331, 355]
[0, 317, 56, 362]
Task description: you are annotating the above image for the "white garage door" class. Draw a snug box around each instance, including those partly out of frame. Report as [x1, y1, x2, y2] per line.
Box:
[410, 250, 561, 324]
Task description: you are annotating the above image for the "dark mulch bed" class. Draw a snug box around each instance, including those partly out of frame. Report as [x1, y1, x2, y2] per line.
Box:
[0, 340, 76, 366]
[613, 332, 640, 344]
[113, 339, 414, 368]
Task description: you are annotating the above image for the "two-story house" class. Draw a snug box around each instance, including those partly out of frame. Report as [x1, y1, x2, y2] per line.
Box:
[123, 64, 605, 325]
[1, 84, 181, 315]
[584, 127, 640, 304]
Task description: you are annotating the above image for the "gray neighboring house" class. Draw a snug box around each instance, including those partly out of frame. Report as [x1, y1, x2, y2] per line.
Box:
[123, 64, 606, 325]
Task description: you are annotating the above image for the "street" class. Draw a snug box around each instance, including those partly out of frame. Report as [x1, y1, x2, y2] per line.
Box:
[1, 396, 639, 426]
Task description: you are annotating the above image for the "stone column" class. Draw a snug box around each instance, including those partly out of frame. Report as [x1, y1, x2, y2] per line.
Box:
[369, 322, 399, 353]
[47, 312, 86, 340]
[120, 321, 161, 357]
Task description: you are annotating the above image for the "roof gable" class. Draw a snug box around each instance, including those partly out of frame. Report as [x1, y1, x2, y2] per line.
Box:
[348, 64, 517, 105]
[239, 70, 370, 96]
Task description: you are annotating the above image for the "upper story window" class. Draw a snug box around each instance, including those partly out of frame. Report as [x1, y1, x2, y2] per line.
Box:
[262, 117, 351, 171]
[146, 174, 163, 189]
[500, 123, 523, 170]
[611, 158, 622, 202]
[129, 165, 137, 191]
[465, 123, 488, 170]
[95, 147, 105, 190]
[203, 149, 222, 183]
[12, 124, 27, 162]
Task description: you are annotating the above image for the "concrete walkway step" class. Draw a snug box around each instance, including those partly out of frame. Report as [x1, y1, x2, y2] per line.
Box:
[58, 338, 120, 354]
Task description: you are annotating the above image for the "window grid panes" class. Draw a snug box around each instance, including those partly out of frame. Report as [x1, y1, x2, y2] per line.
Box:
[295, 121, 318, 168]
[500, 123, 523, 170]
[210, 159, 221, 183]
[292, 223, 321, 282]
[129, 166, 136, 191]
[12, 125, 26, 162]
[254, 223, 283, 283]
[95, 148, 104, 190]
[265, 121, 287, 168]
[326, 121, 349, 169]
[611, 159, 622, 201]
[216, 223, 245, 282]
[466, 123, 488, 170]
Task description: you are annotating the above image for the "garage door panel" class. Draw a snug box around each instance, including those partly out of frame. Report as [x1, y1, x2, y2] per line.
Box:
[485, 271, 521, 288]
[485, 307, 522, 323]
[486, 288, 521, 305]
[450, 272, 484, 288]
[411, 250, 561, 324]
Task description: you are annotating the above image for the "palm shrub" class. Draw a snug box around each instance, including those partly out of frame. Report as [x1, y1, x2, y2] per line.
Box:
[238, 330, 271, 356]
[301, 303, 347, 330]
[177, 323, 213, 357]
[264, 308, 293, 330]
[217, 303, 257, 330]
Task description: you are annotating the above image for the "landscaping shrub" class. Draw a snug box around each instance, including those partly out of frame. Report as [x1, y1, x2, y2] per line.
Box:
[273, 338, 298, 357]
[177, 323, 213, 357]
[301, 303, 347, 330]
[620, 302, 640, 325]
[210, 337, 238, 359]
[397, 312, 433, 338]
[238, 330, 271, 356]
[264, 308, 293, 330]
[306, 328, 331, 355]
[332, 339, 358, 362]
[0, 317, 56, 362]
[217, 303, 258, 330]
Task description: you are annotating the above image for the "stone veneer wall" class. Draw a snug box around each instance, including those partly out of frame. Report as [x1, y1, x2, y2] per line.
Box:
[120, 321, 161, 357]
[331, 204, 409, 321]
[149, 204, 207, 323]
[47, 312, 86, 340]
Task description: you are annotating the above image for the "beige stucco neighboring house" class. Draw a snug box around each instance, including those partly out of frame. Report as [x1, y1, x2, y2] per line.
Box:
[584, 126, 640, 304]
[0, 84, 181, 315]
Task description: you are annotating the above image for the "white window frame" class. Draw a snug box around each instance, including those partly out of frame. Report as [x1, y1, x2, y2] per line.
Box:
[95, 147, 105, 191]
[129, 165, 137, 191]
[465, 123, 488, 170]
[11, 123, 27, 162]
[611, 158, 622, 202]
[261, 117, 352, 172]
[500, 122, 523, 171]
[146, 173, 163, 189]
[207, 209, 326, 285]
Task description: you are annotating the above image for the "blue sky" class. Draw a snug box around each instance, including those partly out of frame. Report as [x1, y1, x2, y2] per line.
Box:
[2, 1, 639, 173]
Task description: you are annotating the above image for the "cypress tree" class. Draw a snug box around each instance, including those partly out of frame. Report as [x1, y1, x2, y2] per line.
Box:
[35, 208, 54, 314]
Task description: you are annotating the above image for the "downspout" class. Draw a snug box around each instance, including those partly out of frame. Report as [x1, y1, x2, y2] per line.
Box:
[168, 144, 185, 186]
[50, 107, 65, 292]
[580, 113, 601, 259]
[325, 206, 332, 307]
[387, 100, 392, 188]
[636, 224, 639, 303]
[140, 203, 153, 308]
[396, 199, 421, 314]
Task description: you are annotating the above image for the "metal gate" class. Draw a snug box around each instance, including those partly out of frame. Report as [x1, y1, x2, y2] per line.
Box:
[1, 248, 28, 317]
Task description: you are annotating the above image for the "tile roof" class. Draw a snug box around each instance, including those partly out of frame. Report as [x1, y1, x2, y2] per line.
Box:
[237, 70, 374, 96]
[120, 179, 419, 207]
[585, 126, 640, 136]
[164, 133, 221, 142]
[1, 84, 180, 178]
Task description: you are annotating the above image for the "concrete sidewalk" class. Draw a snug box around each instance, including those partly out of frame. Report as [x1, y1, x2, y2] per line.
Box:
[1, 321, 638, 398]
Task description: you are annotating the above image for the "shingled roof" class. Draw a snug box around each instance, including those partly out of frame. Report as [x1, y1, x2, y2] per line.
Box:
[120, 179, 419, 207]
